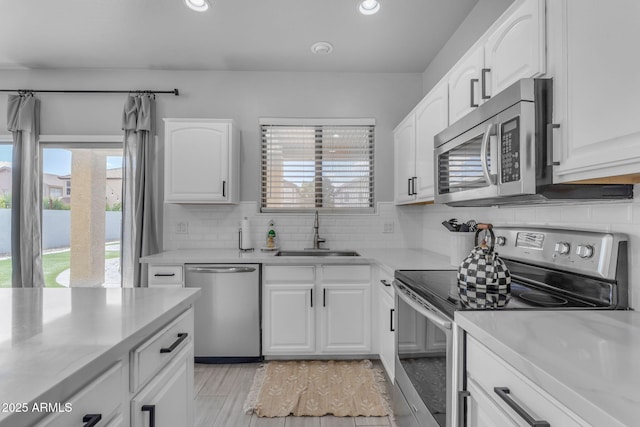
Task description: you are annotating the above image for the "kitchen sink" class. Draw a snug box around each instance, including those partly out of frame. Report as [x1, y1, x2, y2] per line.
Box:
[274, 250, 360, 257]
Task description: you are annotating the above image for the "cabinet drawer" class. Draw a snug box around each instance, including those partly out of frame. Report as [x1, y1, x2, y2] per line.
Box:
[130, 307, 194, 392]
[321, 265, 371, 282]
[264, 265, 315, 283]
[148, 265, 183, 286]
[36, 362, 124, 427]
[466, 336, 586, 427]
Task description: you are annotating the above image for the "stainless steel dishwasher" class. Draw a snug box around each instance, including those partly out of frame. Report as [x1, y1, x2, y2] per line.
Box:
[185, 264, 261, 363]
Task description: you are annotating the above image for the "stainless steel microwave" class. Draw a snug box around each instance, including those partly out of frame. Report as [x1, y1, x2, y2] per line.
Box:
[434, 78, 632, 206]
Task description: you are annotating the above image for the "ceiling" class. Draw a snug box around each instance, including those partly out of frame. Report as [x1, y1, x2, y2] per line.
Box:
[0, 0, 478, 73]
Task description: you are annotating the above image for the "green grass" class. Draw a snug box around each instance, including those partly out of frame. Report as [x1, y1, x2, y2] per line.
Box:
[0, 250, 120, 288]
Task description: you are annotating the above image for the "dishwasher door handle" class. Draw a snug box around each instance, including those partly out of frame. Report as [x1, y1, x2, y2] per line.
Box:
[187, 266, 257, 274]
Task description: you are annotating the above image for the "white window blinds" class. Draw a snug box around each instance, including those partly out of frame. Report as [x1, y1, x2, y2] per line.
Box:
[261, 119, 375, 212]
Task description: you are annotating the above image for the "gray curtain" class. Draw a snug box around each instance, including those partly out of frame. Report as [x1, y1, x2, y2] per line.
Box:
[121, 94, 162, 287]
[7, 93, 44, 287]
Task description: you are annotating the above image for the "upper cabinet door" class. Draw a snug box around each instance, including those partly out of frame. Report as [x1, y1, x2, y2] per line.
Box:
[164, 119, 237, 204]
[448, 46, 484, 125]
[549, 0, 640, 183]
[484, 0, 546, 98]
[393, 115, 417, 204]
[414, 82, 448, 202]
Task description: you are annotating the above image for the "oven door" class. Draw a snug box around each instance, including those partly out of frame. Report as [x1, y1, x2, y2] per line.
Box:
[394, 281, 452, 427]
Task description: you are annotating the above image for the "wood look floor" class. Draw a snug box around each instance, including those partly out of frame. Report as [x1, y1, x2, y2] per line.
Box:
[194, 363, 397, 427]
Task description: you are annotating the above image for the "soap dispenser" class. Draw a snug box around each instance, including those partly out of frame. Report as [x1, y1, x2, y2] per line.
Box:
[265, 220, 277, 249]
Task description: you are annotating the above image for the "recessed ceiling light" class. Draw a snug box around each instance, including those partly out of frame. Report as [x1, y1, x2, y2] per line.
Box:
[311, 42, 334, 55]
[185, 0, 209, 12]
[359, 0, 380, 15]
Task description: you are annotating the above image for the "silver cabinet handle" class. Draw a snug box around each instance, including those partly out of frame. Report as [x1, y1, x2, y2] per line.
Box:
[546, 123, 561, 166]
[494, 387, 550, 427]
[380, 279, 391, 287]
[154, 273, 175, 277]
[470, 78, 479, 107]
[481, 68, 491, 99]
[188, 266, 256, 273]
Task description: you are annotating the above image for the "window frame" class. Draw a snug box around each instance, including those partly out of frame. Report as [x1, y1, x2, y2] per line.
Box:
[259, 118, 376, 214]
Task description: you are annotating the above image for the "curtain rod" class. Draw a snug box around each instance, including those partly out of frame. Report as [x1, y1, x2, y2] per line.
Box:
[0, 88, 179, 96]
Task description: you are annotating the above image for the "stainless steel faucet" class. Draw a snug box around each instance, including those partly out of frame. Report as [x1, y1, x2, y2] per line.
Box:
[312, 210, 326, 249]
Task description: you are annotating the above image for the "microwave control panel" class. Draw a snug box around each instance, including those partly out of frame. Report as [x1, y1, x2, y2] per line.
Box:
[501, 117, 520, 183]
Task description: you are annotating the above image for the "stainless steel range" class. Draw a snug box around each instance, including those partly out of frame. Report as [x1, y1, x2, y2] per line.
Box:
[391, 226, 629, 427]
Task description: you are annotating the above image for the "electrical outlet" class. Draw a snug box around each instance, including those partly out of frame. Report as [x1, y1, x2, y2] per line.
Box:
[383, 222, 394, 233]
[176, 222, 189, 234]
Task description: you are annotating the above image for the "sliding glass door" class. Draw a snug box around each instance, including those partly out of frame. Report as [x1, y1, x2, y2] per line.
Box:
[41, 143, 123, 287]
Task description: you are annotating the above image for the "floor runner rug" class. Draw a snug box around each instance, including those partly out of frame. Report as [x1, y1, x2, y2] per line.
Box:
[243, 359, 392, 418]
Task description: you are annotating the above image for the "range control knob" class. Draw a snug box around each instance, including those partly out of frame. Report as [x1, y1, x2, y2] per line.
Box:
[554, 242, 571, 255]
[576, 244, 595, 259]
[496, 236, 506, 246]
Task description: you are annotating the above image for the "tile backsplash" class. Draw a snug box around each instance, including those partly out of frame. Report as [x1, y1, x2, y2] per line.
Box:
[163, 186, 639, 309]
[418, 189, 640, 310]
[164, 202, 424, 251]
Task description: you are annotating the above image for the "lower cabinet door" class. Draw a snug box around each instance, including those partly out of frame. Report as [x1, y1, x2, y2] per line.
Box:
[131, 345, 194, 427]
[378, 288, 395, 380]
[321, 285, 371, 352]
[466, 378, 518, 427]
[263, 284, 315, 354]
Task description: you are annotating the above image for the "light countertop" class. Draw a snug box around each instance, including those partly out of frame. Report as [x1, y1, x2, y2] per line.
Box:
[0, 287, 200, 426]
[140, 247, 454, 272]
[455, 310, 640, 427]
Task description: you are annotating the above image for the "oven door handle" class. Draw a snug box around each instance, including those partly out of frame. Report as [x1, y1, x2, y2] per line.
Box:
[393, 281, 452, 330]
[481, 123, 496, 185]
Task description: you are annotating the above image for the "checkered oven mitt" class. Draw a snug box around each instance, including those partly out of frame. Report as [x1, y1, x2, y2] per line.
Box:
[457, 224, 511, 309]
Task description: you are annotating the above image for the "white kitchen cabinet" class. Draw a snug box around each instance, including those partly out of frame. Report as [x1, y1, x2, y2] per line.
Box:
[35, 363, 125, 427]
[393, 80, 448, 205]
[33, 306, 195, 427]
[320, 265, 371, 353]
[414, 82, 448, 202]
[263, 284, 315, 353]
[394, 115, 416, 204]
[448, 0, 545, 123]
[131, 345, 193, 427]
[548, 0, 640, 184]
[263, 266, 316, 354]
[448, 45, 485, 125]
[376, 268, 396, 382]
[148, 264, 183, 287]
[262, 264, 371, 356]
[463, 335, 587, 427]
[484, 0, 546, 98]
[395, 0, 545, 205]
[465, 378, 519, 427]
[164, 118, 239, 204]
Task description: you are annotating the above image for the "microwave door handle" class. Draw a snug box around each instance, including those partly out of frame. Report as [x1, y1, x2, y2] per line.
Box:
[481, 123, 497, 185]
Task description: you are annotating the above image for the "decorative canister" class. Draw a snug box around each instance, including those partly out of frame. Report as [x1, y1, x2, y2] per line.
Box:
[457, 224, 511, 309]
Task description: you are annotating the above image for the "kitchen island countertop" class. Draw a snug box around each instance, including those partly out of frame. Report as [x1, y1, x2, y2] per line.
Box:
[0, 287, 199, 426]
[456, 309, 640, 427]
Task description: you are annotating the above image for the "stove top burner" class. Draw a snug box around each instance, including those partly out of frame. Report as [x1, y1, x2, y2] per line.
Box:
[518, 291, 568, 306]
[393, 269, 611, 319]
